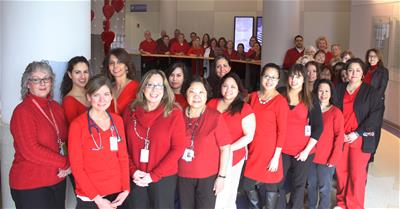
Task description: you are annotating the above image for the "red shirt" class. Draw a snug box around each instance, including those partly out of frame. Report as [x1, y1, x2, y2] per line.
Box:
[10, 94, 68, 189]
[108, 80, 139, 115]
[364, 65, 378, 85]
[68, 112, 130, 199]
[244, 92, 288, 183]
[62, 95, 87, 125]
[178, 107, 231, 178]
[170, 42, 190, 55]
[207, 99, 254, 166]
[139, 39, 157, 54]
[325, 51, 334, 64]
[187, 47, 204, 56]
[283, 48, 304, 70]
[123, 105, 187, 182]
[175, 94, 188, 109]
[343, 86, 362, 149]
[224, 49, 239, 60]
[283, 102, 315, 156]
[313, 106, 344, 165]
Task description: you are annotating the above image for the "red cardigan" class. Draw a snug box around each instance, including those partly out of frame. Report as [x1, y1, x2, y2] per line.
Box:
[10, 94, 68, 189]
[62, 95, 87, 125]
[68, 112, 130, 199]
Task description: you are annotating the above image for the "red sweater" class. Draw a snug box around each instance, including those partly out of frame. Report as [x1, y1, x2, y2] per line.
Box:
[123, 105, 187, 182]
[313, 106, 344, 165]
[108, 81, 139, 115]
[170, 42, 190, 55]
[10, 94, 68, 189]
[62, 95, 87, 125]
[68, 112, 130, 199]
[224, 49, 239, 60]
[244, 93, 288, 183]
[283, 48, 304, 70]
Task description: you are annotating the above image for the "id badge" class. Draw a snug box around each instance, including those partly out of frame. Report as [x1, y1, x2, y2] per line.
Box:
[110, 136, 118, 151]
[305, 125, 311, 136]
[59, 142, 68, 156]
[182, 148, 195, 162]
[140, 149, 149, 163]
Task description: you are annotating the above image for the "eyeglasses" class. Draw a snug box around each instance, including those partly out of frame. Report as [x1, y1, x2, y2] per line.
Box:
[29, 77, 52, 84]
[145, 83, 164, 90]
[263, 75, 279, 81]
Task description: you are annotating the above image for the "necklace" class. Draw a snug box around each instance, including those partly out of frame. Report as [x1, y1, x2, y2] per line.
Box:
[258, 92, 273, 104]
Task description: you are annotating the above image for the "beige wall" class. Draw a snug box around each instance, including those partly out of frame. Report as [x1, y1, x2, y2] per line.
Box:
[349, 0, 400, 126]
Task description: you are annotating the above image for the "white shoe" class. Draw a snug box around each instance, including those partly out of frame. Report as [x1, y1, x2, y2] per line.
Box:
[333, 206, 343, 209]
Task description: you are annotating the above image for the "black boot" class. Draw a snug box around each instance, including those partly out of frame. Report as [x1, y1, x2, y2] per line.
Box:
[246, 189, 261, 209]
[265, 192, 279, 209]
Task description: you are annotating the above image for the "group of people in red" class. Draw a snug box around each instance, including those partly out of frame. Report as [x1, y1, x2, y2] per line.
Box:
[9, 32, 388, 209]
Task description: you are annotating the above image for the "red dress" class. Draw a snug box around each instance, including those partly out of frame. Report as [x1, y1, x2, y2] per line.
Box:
[207, 98, 254, 166]
[244, 92, 288, 183]
[108, 80, 139, 115]
[62, 95, 87, 125]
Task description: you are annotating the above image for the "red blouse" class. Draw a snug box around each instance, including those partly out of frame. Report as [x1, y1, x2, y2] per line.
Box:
[343, 86, 362, 149]
[244, 92, 288, 183]
[10, 94, 68, 189]
[62, 95, 87, 125]
[187, 47, 204, 56]
[178, 107, 231, 178]
[68, 112, 130, 199]
[170, 42, 190, 55]
[175, 94, 188, 109]
[123, 105, 187, 182]
[313, 106, 344, 165]
[207, 98, 254, 166]
[108, 80, 139, 115]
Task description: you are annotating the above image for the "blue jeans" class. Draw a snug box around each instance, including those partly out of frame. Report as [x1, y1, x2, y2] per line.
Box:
[307, 163, 335, 209]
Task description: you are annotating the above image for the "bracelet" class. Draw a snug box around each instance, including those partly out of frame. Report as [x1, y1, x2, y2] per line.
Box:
[218, 174, 226, 179]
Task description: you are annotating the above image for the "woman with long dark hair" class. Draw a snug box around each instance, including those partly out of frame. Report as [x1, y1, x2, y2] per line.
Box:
[165, 62, 191, 109]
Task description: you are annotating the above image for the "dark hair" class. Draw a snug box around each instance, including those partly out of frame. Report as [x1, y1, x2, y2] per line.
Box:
[210, 38, 218, 46]
[261, 63, 281, 78]
[294, 35, 304, 41]
[305, 61, 321, 80]
[365, 48, 384, 69]
[285, 64, 313, 109]
[346, 58, 366, 74]
[184, 76, 212, 101]
[314, 49, 326, 59]
[333, 62, 346, 82]
[218, 72, 246, 115]
[60, 56, 89, 99]
[85, 74, 113, 97]
[314, 79, 337, 106]
[165, 62, 191, 95]
[218, 37, 227, 48]
[202, 33, 211, 47]
[102, 48, 136, 82]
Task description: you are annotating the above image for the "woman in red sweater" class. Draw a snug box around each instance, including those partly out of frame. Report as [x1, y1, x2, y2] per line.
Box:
[69, 75, 130, 209]
[178, 77, 231, 209]
[224, 40, 239, 60]
[307, 79, 344, 209]
[10, 61, 70, 209]
[60, 56, 90, 125]
[166, 62, 191, 109]
[242, 63, 288, 209]
[103, 48, 139, 115]
[123, 70, 187, 209]
[207, 72, 255, 209]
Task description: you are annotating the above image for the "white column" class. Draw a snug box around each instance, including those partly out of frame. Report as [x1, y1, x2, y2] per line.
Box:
[160, 0, 177, 35]
[261, 0, 301, 65]
[0, 1, 90, 208]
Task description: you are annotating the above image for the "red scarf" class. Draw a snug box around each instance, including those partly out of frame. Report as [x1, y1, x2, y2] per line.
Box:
[364, 64, 378, 85]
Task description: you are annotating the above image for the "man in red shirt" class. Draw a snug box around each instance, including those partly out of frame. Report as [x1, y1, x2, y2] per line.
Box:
[170, 33, 190, 55]
[282, 35, 305, 71]
[139, 30, 157, 74]
[169, 29, 181, 48]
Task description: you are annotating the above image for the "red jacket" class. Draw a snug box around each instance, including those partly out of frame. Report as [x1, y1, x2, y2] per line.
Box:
[283, 48, 304, 70]
[10, 94, 68, 189]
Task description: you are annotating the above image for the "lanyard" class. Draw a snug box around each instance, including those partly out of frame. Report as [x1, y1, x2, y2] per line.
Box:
[185, 108, 204, 149]
[87, 110, 121, 151]
[133, 119, 150, 150]
[32, 98, 62, 144]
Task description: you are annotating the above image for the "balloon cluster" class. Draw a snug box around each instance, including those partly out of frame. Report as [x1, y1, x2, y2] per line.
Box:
[99, 0, 125, 55]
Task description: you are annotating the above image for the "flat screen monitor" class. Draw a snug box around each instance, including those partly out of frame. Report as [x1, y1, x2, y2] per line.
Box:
[234, 16, 254, 51]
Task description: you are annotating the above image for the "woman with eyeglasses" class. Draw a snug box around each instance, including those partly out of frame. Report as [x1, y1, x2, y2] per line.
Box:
[60, 56, 90, 125]
[10, 61, 70, 209]
[242, 63, 288, 209]
[103, 48, 139, 115]
[68, 75, 130, 209]
[123, 70, 187, 209]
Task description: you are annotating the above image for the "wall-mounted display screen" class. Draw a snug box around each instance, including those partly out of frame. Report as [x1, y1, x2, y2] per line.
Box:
[234, 16, 254, 51]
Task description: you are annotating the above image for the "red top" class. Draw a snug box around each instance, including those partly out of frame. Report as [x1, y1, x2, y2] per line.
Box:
[62, 95, 87, 125]
[283, 102, 315, 156]
[178, 107, 231, 178]
[175, 94, 188, 109]
[364, 65, 378, 85]
[108, 80, 140, 115]
[207, 98, 254, 166]
[313, 106, 344, 165]
[245, 48, 255, 58]
[187, 47, 204, 56]
[10, 94, 68, 189]
[170, 42, 190, 55]
[343, 86, 362, 149]
[139, 39, 157, 54]
[68, 112, 130, 199]
[123, 105, 187, 182]
[244, 93, 288, 183]
[224, 49, 239, 60]
[283, 48, 304, 70]
[325, 51, 334, 64]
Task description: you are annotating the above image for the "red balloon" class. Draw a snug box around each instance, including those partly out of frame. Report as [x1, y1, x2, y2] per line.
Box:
[103, 20, 111, 31]
[91, 10, 94, 21]
[103, 4, 115, 19]
[102, 31, 115, 45]
[111, 0, 125, 13]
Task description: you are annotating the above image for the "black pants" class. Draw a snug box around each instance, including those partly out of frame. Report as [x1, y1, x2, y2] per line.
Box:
[241, 176, 280, 192]
[278, 153, 315, 209]
[131, 175, 177, 209]
[76, 192, 129, 209]
[178, 175, 217, 209]
[11, 180, 66, 209]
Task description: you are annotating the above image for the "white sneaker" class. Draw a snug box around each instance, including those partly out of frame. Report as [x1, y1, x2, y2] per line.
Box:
[333, 206, 343, 209]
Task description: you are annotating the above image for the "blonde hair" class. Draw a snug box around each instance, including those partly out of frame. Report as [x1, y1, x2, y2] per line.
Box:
[130, 70, 175, 117]
[315, 36, 329, 49]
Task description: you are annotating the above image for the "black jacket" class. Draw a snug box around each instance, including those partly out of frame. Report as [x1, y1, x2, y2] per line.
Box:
[367, 66, 389, 100]
[335, 82, 383, 153]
